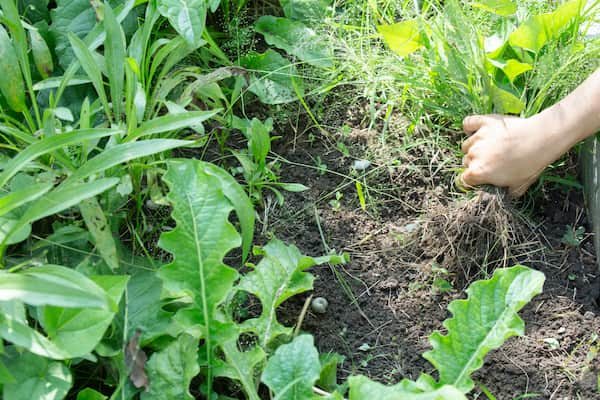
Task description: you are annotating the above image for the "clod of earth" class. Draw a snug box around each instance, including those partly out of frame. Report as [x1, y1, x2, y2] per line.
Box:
[311, 297, 329, 314]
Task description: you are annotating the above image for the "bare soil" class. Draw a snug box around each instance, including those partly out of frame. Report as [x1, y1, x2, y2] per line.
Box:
[267, 116, 600, 399]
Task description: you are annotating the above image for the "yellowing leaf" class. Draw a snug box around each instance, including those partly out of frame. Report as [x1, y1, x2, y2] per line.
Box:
[502, 59, 533, 82]
[377, 20, 424, 57]
[491, 84, 525, 114]
[509, 0, 584, 53]
[472, 0, 517, 16]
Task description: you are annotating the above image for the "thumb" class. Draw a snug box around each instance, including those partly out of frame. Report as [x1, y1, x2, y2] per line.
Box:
[463, 115, 486, 135]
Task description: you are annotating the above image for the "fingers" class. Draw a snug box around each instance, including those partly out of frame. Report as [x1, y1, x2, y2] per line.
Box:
[460, 166, 486, 187]
[463, 115, 486, 135]
[461, 134, 477, 153]
[462, 154, 471, 167]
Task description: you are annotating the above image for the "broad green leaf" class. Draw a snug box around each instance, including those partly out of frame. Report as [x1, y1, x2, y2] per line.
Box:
[238, 239, 346, 347]
[0, 25, 26, 112]
[377, 20, 424, 57]
[2, 349, 72, 400]
[423, 266, 545, 392]
[18, 0, 50, 24]
[215, 340, 265, 400]
[0, 310, 70, 359]
[42, 275, 129, 358]
[33, 76, 93, 91]
[261, 334, 321, 400]
[4, 178, 119, 245]
[508, 0, 583, 53]
[65, 139, 191, 184]
[280, 0, 331, 21]
[123, 270, 173, 344]
[157, 0, 207, 47]
[80, 197, 119, 271]
[141, 334, 200, 400]
[0, 358, 15, 384]
[488, 59, 533, 83]
[255, 16, 332, 67]
[490, 84, 524, 114]
[29, 29, 54, 79]
[69, 32, 111, 119]
[196, 161, 255, 262]
[0, 183, 53, 216]
[348, 376, 467, 400]
[103, 4, 126, 118]
[472, 0, 516, 16]
[318, 353, 345, 392]
[157, 159, 242, 392]
[0, 128, 122, 188]
[0, 265, 113, 309]
[128, 110, 220, 141]
[76, 388, 107, 400]
[241, 50, 302, 104]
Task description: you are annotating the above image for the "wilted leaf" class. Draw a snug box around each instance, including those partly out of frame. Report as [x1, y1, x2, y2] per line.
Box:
[125, 330, 149, 391]
[80, 197, 119, 271]
[255, 16, 332, 67]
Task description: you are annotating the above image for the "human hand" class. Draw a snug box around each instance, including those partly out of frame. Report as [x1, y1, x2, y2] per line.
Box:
[460, 114, 566, 197]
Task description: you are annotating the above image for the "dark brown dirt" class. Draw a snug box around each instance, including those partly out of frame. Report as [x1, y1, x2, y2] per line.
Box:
[267, 119, 600, 399]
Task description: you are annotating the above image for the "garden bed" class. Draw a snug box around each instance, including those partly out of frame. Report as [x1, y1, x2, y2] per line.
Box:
[267, 118, 600, 399]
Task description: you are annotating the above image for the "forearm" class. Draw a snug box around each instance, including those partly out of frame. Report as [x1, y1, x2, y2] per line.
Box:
[530, 67, 600, 152]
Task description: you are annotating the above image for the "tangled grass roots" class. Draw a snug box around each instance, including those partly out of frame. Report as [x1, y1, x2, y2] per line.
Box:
[412, 187, 546, 286]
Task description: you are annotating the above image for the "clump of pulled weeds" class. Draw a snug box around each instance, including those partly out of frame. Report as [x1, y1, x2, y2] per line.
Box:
[409, 187, 547, 287]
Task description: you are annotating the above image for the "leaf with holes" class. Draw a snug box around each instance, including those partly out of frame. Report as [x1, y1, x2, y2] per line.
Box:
[238, 239, 346, 348]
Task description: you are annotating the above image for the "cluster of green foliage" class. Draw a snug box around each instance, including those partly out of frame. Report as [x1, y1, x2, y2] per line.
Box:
[337, 0, 600, 127]
[0, 0, 552, 399]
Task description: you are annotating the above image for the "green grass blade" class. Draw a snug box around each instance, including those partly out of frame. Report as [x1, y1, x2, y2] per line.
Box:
[79, 197, 119, 271]
[0, 265, 113, 310]
[29, 29, 54, 79]
[68, 33, 112, 122]
[64, 139, 191, 184]
[0, 183, 53, 216]
[0, 128, 122, 188]
[3, 178, 119, 245]
[103, 3, 126, 119]
[128, 110, 221, 141]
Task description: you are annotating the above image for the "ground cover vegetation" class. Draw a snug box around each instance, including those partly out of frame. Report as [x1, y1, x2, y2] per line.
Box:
[0, 0, 597, 399]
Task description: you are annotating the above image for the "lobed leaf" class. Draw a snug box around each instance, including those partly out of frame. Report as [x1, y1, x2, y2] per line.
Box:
[141, 334, 200, 400]
[157, 159, 242, 393]
[423, 266, 545, 392]
[377, 20, 424, 57]
[238, 239, 346, 348]
[348, 376, 467, 400]
[261, 334, 321, 400]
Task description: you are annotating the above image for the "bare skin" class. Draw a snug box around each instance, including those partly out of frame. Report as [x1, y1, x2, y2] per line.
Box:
[461, 68, 600, 197]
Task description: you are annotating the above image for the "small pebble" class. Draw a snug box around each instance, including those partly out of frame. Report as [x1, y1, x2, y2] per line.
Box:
[352, 159, 371, 171]
[557, 327, 566, 334]
[584, 311, 595, 320]
[311, 297, 328, 314]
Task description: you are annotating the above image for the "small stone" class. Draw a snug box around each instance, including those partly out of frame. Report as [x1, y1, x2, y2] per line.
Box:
[557, 327, 566, 334]
[311, 297, 328, 314]
[352, 159, 371, 171]
[584, 311, 595, 320]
